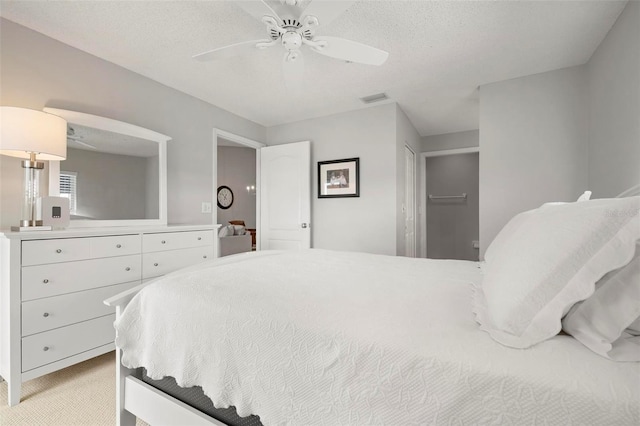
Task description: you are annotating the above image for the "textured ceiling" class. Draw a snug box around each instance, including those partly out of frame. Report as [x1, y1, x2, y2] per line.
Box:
[0, 0, 627, 136]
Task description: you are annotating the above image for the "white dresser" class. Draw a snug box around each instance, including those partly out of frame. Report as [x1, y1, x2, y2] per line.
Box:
[0, 224, 218, 406]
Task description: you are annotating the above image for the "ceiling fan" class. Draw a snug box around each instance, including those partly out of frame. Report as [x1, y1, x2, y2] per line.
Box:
[67, 126, 97, 150]
[193, 0, 389, 83]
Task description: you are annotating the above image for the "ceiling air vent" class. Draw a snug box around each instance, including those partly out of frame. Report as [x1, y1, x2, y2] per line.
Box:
[360, 93, 389, 104]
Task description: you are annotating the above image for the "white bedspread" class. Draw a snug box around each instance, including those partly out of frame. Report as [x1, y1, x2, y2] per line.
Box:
[115, 250, 640, 425]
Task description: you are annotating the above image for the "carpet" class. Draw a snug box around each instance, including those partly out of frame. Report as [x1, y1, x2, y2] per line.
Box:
[0, 352, 147, 426]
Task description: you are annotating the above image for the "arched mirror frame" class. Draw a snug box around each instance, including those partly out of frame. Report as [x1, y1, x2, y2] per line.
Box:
[44, 107, 169, 228]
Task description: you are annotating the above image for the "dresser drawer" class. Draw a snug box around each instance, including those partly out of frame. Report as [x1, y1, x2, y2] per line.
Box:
[22, 235, 141, 266]
[22, 281, 140, 336]
[22, 255, 142, 301]
[143, 230, 214, 253]
[22, 314, 115, 372]
[142, 246, 214, 279]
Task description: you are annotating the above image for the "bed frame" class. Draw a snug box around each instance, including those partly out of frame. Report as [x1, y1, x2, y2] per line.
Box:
[105, 184, 640, 426]
[105, 284, 227, 426]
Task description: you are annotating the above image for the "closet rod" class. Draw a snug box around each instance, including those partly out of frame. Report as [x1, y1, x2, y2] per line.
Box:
[428, 193, 467, 200]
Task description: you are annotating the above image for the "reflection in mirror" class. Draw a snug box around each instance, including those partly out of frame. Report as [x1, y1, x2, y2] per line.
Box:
[44, 108, 169, 227]
[63, 124, 159, 220]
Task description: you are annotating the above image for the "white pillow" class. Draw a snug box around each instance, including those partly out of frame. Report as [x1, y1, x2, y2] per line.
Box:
[562, 244, 640, 361]
[484, 209, 534, 264]
[484, 191, 592, 263]
[218, 225, 234, 237]
[577, 190, 592, 202]
[475, 196, 640, 349]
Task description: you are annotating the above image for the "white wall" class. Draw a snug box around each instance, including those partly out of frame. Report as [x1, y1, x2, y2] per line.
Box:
[587, 0, 640, 198]
[0, 19, 266, 229]
[395, 105, 422, 256]
[217, 146, 257, 228]
[422, 130, 479, 152]
[478, 66, 589, 257]
[266, 103, 398, 255]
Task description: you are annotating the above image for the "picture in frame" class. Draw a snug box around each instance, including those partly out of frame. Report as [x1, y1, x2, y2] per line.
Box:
[318, 157, 360, 198]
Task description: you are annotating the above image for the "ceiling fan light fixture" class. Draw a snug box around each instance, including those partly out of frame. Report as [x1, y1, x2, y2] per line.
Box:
[360, 93, 389, 104]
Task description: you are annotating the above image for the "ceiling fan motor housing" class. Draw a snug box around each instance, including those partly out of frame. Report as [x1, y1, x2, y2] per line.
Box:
[282, 31, 302, 51]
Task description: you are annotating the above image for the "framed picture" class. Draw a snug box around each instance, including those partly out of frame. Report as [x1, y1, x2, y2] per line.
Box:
[318, 157, 360, 198]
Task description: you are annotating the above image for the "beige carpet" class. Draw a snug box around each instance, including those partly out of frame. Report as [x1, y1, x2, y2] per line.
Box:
[0, 352, 147, 425]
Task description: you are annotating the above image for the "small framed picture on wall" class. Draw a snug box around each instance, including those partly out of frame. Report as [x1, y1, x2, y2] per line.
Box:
[317, 157, 360, 198]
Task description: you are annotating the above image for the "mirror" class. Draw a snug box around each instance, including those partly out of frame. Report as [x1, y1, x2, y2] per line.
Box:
[45, 108, 169, 227]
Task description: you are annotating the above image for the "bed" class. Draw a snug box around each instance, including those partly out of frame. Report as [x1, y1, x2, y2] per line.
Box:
[106, 191, 640, 426]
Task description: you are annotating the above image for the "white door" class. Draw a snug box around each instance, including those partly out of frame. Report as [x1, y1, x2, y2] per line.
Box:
[404, 145, 416, 257]
[259, 141, 311, 250]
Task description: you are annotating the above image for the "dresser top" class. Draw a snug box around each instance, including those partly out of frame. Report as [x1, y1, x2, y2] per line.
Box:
[0, 224, 221, 241]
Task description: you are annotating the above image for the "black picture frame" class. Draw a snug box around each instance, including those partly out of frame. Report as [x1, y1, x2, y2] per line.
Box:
[317, 158, 360, 198]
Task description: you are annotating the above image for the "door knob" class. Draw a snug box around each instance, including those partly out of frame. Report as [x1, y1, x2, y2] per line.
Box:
[301, 223, 308, 228]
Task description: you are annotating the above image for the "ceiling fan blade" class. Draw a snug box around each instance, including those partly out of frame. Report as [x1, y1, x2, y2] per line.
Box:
[299, 0, 356, 27]
[237, 0, 283, 26]
[311, 36, 389, 65]
[68, 139, 98, 150]
[193, 39, 272, 62]
[282, 51, 305, 92]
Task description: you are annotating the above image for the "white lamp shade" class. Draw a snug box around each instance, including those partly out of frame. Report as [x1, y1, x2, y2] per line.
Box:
[0, 107, 67, 161]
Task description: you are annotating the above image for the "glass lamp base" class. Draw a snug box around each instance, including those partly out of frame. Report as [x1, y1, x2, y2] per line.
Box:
[11, 224, 52, 232]
[20, 219, 43, 227]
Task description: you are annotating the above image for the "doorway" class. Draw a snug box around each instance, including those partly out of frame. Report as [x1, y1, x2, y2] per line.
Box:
[213, 129, 265, 251]
[419, 148, 479, 260]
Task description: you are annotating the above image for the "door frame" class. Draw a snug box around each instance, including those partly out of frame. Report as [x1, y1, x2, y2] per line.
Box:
[212, 129, 266, 249]
[419, 147, 479, 258]
[404, 144, 417, 257]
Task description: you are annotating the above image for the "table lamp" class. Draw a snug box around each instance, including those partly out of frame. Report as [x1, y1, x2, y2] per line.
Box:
[0, 107, 67, 230]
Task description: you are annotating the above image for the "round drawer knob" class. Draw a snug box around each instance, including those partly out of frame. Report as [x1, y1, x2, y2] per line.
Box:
[197, 237, 202, 241]
[43, 312, 49, 318]
[154, 263, 159, 267]
[43, 346, 50, 352]
[116, 244, 122, 248]
[43, 279, 49, 284]
[56, 249, 62, 254]
[203, 255, 207, 259]
[161, 240, 166, 244]
[125, 267, 131, 271]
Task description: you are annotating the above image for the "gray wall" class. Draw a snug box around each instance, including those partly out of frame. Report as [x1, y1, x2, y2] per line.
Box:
[62, 148, 148, 220]
[267, 103, 398, 256]
[478, 1, 639, 258]
[426, 153, 479, 261]
[587, 0, 640, 198]
[422, 130, 479, 153]
[217, 146, 257, 228]
[478, 66, 589, 257]
[0, 18, 266, 229]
